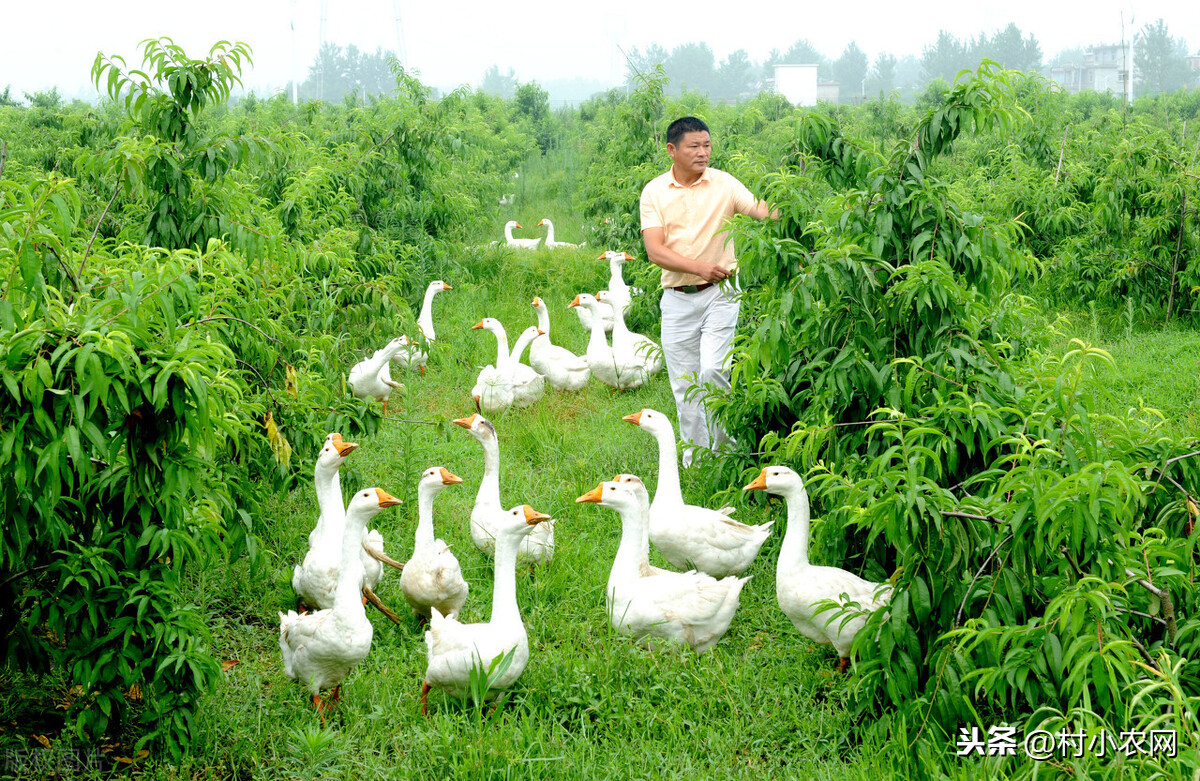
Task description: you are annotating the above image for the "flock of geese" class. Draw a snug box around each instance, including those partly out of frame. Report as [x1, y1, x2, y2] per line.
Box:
[281, 245, 894, 719]
[491, 219, 584, 250]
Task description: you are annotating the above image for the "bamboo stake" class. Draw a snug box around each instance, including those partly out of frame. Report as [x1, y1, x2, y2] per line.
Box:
[1054, 125, 1069, 184]
[1166, 190, 1187, 323]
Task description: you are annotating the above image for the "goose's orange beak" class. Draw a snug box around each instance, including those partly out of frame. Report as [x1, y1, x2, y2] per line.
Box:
[744, 469, 769, 492]
[567, 295, 581, 308]
[375, 488, 402, 507]
[471, 320, 485, 330]
[531, 297, 541, 306]
[622, 411, 644, 426]
[522, 505, 551, 524]
[453, 414, 478, 429]
[439, 468, 463, 485]
[575, 484, 604, 504]
[330, 433, 359, 456]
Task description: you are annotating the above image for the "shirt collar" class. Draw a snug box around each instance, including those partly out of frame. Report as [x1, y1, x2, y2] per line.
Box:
[667, 167, 712, 189]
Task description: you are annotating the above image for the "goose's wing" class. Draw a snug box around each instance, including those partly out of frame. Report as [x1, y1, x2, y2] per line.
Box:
[633, 570, 741, 626]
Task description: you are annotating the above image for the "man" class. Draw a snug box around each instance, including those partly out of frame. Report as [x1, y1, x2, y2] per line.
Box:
[640, 116, 774, 467]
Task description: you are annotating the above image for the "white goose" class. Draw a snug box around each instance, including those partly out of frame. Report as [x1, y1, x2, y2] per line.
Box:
[400, 467, 470, 622]
[538, 218, 581, 249]
[470, 318, 515, 416]
[576, 476, 747, 654]
[280, 487, 401, 716]
[348, 337, 406, 415]
[623, 409, 770, 577]
[596, 290, 663, 377]
[572, 290, 615, 334]
[529, 296, 590, 391]
[293, 433, 359, 611]
[745, 465, 893, 672]
[600, 250, 644, 301]
[295, 434, 403, 622]
[503, 220, 542, 250]
[421, 504, 552, 711]
[393, 280, 451, 375]
[507, 325, 547, 408]
[568, 293, 649, 390]
[454, 414, 555, 565]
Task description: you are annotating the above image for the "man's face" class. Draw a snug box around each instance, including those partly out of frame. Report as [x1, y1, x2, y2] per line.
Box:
[668, 130, 711, 178]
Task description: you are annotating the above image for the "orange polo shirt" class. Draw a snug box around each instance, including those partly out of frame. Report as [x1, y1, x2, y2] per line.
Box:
[639, 167, 758, 289]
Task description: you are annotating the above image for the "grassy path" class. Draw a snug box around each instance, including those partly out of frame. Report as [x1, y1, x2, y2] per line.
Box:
[177, 223, 890, 779]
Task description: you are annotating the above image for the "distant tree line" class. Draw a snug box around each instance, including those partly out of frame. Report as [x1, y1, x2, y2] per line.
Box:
[603, 20, 1196, 104]
[290, 43, 398, 103]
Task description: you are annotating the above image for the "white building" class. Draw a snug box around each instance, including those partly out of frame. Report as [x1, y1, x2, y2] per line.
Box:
[773, 64, 819, 106]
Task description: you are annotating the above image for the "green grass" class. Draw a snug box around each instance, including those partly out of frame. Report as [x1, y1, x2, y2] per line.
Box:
[1044, 310, 1200, 442]
[151, 208, 908, 779]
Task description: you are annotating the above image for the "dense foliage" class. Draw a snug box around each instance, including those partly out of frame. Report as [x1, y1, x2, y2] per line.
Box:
[1, 41, 1197, 778]
[0, 38, 533, 755]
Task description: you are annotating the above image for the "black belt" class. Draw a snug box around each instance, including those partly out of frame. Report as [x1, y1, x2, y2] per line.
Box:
[668, 283, 714, 294]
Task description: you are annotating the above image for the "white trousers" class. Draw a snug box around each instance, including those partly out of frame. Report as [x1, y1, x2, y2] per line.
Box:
[659, 283, 740, 467]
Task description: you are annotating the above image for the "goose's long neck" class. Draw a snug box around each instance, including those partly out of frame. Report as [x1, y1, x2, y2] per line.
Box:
[510, 332, 534, 364]
[609, 260, 626, 291]
[492, 329, 511, 371]
[335, 506, 370, 617]
[610, 298, 630, 340]
[586, 305, 608, 352]
[778, 486, 812, 572]
[490, 531, 523, 625]
[651, 427, 682, 506]
[414, 483, 437, 548]
[611, 499, 649, 580]
[476, 436, 501, 510]
[505, 223, 515, 241]
[544, 222, 555, 243]
[535, 304, 550, 337]
[419, 288, 437, 339]
[314, 463, 345, 539]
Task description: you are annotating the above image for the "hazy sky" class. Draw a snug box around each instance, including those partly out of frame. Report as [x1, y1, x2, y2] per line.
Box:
[3, 1, 1194, 101]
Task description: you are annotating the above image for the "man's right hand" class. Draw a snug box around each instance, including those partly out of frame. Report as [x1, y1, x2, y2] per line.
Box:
[693, 260, 732, 283]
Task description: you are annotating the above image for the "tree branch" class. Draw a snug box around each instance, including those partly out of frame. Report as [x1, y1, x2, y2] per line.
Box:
[955, 533, 1013, 627]
[941, 510, 1004, 524]
[1, 563, 51, 590]
[180, 315, 282, 344]
[78, 184, 121, 281]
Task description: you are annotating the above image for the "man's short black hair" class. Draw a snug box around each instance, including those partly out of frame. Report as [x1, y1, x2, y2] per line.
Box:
[667, 116, 710, 147]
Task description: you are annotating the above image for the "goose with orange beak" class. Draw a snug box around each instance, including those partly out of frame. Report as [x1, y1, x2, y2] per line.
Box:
[347, 337, 406, 416]
[280, 487, 402, 720]
[745, 465, 892, 673]
[470, 318, 516, 415]
[293, 434, 362, 612]
[399, 467, 470, 622]
[421, 504, 551, 713]
[453, 414, 555, 565]
[569, 293, 650, 390]
[391, 280, 451, 376]
[576, 475, 747, 654]
[599, 250, 644, 303]
[623, 409, 770, 578]
[529, 296, 590, 391]
[538, 218, 581, 249]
